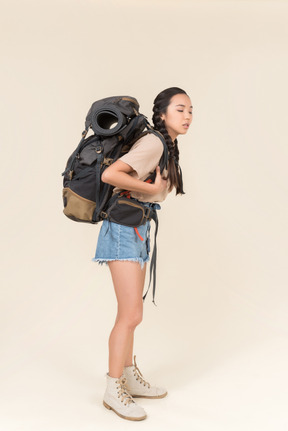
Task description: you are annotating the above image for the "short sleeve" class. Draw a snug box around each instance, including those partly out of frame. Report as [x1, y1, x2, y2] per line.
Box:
[119, 133, 163, 180]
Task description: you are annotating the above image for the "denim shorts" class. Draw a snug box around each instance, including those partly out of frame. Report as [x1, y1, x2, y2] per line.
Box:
[92, 202, 160, 268]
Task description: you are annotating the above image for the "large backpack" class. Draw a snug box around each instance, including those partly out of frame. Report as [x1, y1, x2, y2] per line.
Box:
[62, 95, 168, 224]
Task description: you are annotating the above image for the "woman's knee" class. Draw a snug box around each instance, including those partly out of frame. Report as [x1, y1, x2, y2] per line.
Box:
[118, 307, 143, 329]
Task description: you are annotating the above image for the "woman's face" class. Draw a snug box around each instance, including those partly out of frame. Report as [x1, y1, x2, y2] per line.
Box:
[160, 93, 193, 141]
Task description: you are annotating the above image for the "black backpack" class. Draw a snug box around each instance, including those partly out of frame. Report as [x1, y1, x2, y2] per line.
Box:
[62, 95, 168, 224]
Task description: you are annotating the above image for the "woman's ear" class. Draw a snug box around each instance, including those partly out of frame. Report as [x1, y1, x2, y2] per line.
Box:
[160, 113, 165, 121]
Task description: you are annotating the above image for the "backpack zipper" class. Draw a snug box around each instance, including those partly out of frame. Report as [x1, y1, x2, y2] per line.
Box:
[118, 200, 144, 210]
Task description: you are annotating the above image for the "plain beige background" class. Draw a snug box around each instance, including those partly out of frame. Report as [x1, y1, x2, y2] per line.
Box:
[0, 0, 287, 429]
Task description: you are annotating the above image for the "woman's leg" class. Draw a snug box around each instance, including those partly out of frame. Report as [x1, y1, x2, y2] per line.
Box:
[113, 262, 147, 367]
[107, 261, 147, 378]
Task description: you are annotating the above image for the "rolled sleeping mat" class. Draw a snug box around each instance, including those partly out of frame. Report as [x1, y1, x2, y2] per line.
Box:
[91, 105, 127, 136]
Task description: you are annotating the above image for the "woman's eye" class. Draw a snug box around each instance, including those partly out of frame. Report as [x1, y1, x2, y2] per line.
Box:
[177, 110, 183, 112]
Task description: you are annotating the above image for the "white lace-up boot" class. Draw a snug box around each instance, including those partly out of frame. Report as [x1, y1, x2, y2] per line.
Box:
[103, 372, 147, 421]
[123, 355, 168, 399]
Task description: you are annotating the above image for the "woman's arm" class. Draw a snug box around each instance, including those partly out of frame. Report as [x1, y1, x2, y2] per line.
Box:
[101, 160, 167, 196]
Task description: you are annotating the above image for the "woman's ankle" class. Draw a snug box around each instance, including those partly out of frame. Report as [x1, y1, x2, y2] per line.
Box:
[108, 371, 123, 378]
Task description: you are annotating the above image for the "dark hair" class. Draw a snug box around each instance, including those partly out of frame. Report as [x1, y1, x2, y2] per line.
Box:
[152, 87, 187, 195]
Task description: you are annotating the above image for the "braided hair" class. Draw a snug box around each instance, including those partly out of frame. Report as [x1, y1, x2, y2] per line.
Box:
[152, 87, 187, 195]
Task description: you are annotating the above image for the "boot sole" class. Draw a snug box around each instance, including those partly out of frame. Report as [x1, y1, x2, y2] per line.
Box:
[103, 400, 147, 421]
[131, 391, 168, 399]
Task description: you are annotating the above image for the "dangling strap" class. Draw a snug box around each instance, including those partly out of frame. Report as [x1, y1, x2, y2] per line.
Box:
[142, 210, 159, 306]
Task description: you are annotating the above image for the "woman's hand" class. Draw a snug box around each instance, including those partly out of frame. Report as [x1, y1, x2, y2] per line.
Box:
[151, 166, 168, 194]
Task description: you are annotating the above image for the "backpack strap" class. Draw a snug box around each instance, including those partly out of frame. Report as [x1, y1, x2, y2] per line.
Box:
[144, 124, 168, 173]
[93, 141, 104, 222]
[142, 208, 159, 306]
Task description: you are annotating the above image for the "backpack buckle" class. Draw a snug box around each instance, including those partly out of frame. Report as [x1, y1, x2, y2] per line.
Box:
[144, 207, 151, 219]
[95, 145, 103, 154]
[102, 157, 113, 166]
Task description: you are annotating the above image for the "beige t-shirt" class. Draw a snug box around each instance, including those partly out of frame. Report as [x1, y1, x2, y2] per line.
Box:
[113, 132, 171, 203]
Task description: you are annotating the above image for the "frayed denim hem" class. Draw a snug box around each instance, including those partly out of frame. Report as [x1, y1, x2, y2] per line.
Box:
[92, 257, 150, 269]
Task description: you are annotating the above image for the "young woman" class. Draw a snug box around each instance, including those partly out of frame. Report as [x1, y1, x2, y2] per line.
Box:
[93, 87, 193, 421]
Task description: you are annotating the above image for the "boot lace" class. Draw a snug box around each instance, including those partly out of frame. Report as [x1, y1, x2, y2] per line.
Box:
[132, 355, 151, 388]
[116, 376, 135, 406]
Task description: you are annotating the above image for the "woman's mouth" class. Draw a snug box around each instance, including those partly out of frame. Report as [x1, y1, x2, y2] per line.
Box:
[182, 123, 189, 129]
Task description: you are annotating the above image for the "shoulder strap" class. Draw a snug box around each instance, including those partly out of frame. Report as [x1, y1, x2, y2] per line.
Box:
[127, 119, 168, 173]
[144, 124, 168, 173]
